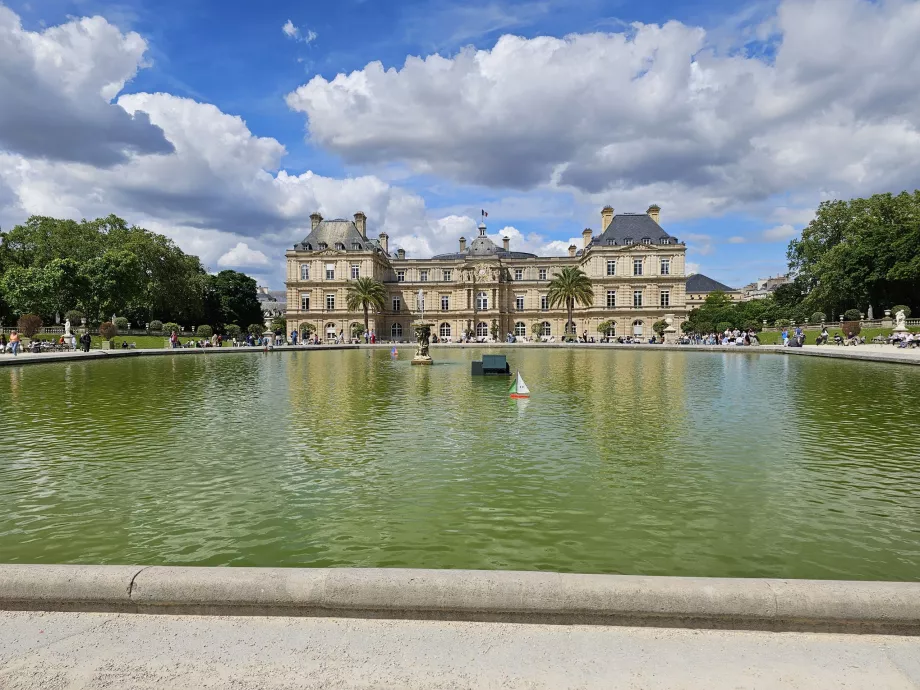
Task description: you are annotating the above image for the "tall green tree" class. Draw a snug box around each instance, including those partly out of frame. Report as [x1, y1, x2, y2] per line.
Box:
[546, 267, 594, 339]
[80, 250, 143, 322]
[346, 277, 387, 336]
[788, 191, 920, 316]
[1, 259, 87, 318]
[206, 270, 263, 330]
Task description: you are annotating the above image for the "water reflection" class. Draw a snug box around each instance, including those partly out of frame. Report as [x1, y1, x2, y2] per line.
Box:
[1, 348, 919, 580]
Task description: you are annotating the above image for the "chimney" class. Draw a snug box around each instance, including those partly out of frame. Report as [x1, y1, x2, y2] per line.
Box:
[459, 236, 467, 252]
[378, 232, 388, 253]
[310, 212, 323, 231]
[582, 228, 592, 248]
[397, 248, 406, 260]
[503, 237, 510, 252]
[568, 244, 577, 258]
[601, 205, 614, 231]
[647, 204, 661, 224]
[354, 212, 367, 238]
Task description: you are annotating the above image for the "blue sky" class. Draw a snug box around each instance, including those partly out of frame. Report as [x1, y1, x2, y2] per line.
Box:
[2, 0, 918, 287]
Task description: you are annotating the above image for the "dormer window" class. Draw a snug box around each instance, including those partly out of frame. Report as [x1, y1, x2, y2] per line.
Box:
[335, 242, 345, 250]
[606, 239, 615, 245]
[659, 238, 669, 245]
[304, 243, 312, 250]
[352, 242, 361, 250]
[624, 238, 634, 245]
[641, 237, 651, 245]
[318, 242, 327, 250]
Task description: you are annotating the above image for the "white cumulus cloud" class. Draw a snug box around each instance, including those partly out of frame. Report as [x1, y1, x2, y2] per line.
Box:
[218, 242, 271, 268]
[0, 5, 172, 165]
[762, 224, 797, 241]
[287, 0, 920, 217]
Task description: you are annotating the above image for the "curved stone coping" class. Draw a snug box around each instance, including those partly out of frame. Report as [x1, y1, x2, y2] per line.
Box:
[1, 565, 919, 634]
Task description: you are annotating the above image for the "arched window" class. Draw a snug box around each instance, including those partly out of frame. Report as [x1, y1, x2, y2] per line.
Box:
[476, 291, 489, 310]
[566, 321, 576, 335]
[391, 323, 403, 339]
[514, 321, 526, 337]
[605, 322, 616, 338]
[476, 322, 489, 337]
[541, 321, 552, 337]
[632, 320, 644, 337]
[300, 264, 310, 280]
[439, 323, 451, 338]
[325, 322, 337, 339]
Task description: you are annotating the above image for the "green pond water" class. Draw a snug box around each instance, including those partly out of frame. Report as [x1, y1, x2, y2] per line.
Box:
[1, 348, 919, 580]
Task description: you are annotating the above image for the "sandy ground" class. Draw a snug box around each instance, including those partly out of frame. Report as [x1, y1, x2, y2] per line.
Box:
[1, 610, 919, 689]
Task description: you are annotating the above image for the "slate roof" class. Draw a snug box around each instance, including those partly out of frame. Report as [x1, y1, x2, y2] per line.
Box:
[431, 225, 537, 261]
[590, 213, 678, 246]
[294, 219, 376, 252]
[686, 273, 737, 293]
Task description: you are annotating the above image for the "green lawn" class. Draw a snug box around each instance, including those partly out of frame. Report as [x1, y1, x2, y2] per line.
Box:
[32, 334, 231, 349]
[755, 327, 918, 345]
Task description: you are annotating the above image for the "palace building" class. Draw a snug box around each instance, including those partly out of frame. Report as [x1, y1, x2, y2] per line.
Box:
[284, 205, 690, 341]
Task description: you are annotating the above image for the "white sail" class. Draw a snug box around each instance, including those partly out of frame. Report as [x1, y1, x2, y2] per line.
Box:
[516, 372, 530, 395]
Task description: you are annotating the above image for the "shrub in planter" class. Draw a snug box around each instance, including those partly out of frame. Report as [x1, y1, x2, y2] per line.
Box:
[652, 320, 668, 336]
[891, 304, 911, 318]
[99, 321, 118, 341]
[225, 324, 242, 340]
[17, 314, 43, 338]
[64, 310, 84, 326]
[196, 324, 213, 339]
[149, 319, 164, 332]
[811, 312, 827, 324]
[841, 321, 861, 337]
[844, 308, 862, 321]
[248, 323, 265, 337]
[114, 317, 129, 330]
[163, 322, 180, 335]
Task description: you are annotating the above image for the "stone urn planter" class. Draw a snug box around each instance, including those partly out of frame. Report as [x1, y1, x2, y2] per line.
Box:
[99, 340, 114, 350]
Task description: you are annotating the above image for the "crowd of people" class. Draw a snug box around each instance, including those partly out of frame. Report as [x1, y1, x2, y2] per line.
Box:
[682, 328, 761, 346]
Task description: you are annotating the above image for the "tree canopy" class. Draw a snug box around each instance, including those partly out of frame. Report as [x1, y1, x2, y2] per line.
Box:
[787, 191, 920, 317]
[0, 215, 262, 331]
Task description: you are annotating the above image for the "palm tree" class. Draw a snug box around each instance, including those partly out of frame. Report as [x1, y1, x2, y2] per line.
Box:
[547, 267, 594, 340]
[346, 276, 387, 337]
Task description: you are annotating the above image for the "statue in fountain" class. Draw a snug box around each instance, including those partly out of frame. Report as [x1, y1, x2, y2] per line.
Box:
[412, 323, 433, 365]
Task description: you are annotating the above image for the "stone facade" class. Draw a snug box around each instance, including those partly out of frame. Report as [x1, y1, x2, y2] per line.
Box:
[285, 206, 689, 341]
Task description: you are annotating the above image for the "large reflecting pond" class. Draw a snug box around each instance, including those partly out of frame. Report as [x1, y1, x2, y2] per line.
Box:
[1, 347, 919, 580]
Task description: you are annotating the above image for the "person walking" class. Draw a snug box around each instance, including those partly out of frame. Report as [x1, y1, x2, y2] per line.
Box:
[80, 332, 92, 352]
[9, 330, 21, 356]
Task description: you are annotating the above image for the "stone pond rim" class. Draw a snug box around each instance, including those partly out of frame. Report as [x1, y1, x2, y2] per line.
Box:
[1, 565, 919, 635]
[2, 343, 919, 368]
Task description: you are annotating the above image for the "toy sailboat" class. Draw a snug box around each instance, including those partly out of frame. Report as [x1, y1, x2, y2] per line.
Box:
[509, 371, 530, 399]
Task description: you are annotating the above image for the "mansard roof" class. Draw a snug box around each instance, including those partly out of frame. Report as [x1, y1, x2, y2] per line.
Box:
[294, 219, 372, 251]
[591, 213, 678, 246]
[686, 273, 737, 293]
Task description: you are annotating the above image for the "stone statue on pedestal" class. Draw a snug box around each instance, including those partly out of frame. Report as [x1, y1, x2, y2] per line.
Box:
[894, 310, 908, 332]
[64, 318, 72, 337]
[411, 322, 433, 365]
